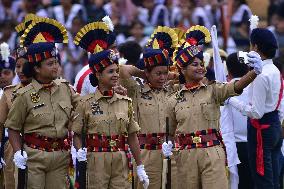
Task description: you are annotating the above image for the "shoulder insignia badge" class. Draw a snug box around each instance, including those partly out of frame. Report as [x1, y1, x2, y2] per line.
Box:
[30, 92, 40, 103]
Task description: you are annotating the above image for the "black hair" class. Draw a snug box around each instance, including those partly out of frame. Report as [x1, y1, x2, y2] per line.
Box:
[178, 70, 186, 84]
[276, 2, 284, 19]
[256, 45, 277, 59]
[226, 52, 249, 78]
[22, 62, 37, 78]
[118, 41, 142, 66]
[89, 73, 99, 87]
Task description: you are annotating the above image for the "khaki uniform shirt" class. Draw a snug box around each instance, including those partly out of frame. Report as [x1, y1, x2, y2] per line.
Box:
[72, 90, 139, 136]
[0, 84, 23, 141]
[167, 82, 239, 135]
[5, 79, 79, 138]
[120, 78, 178, 134]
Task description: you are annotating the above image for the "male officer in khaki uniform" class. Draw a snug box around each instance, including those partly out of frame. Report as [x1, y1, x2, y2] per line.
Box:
[5, 18, 79, 189]
[119, 26, 179, 189]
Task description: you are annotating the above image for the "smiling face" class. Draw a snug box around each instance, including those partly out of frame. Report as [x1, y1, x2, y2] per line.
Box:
[182, 57, 206, 83]
[96, 64, 119, 89]
[34, 57, 59, 83]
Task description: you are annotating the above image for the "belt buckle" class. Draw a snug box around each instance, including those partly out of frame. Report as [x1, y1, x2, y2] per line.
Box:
[191, 136, 202, 144]
[52, 141, 59, 149]
[109, 140, 117, 147]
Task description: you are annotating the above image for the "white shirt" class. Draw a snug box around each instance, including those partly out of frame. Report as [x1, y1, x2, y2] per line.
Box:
[222, 78, 249, 142]
[0, 89, 3, 98]
[74, 65, 97, 96]
[229, 59, 282, 119]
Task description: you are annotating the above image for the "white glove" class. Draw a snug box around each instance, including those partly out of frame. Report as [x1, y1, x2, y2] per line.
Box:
[71, 145, 77, 167]
[162, 141, 173, 157]
[77, 148, 87, 162]
[0, 158, 6, 169]
[13, 150, 27, 169]
[247, 51, 263, 75]
[137, 165, 149, 189]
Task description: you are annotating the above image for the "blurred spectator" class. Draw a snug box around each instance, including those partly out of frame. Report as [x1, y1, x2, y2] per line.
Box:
[268, 2, 284, 57]
[190, 0, 211, 28]
[137, 0, 170, 28]
[62, 16, 88, 84]
[0, 0, 21, 23]
[0, 21, 17, 51]
[17, 0, 49, 22]
[204, 0, 221, 30]
[126, 21, 149, 48]
[103, 0, 137, 26]
[118, 41, 143, 66]
[50, 0, 87, 30]
[86, 0, 106, 22]
[173, 0, 192, 29]
[230, 0, 252, 51]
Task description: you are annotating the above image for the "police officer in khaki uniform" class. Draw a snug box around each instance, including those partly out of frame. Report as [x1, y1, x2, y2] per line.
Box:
[162, 25, 264, 189]
[5, 18, 79, 189]
[0, 43, 17, 189]
[120, 26, 179, 189]
[0, 47, 29, 189]
[72, 21, 149, 189]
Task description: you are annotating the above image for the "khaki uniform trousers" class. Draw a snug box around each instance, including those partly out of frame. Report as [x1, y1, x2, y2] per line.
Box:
[175, 145, 228, 189]
[135, 149, 178, 189]
[4, 142, 16, 189]
[25, 146, 70, 189]
[87, 151, 130, 189]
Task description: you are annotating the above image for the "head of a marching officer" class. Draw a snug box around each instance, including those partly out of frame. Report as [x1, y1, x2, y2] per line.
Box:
[140, 48, 170, 89]
[23, 42, 59, 84]
[20, 17, 68, 84]
[250, 28, 278, 60]
[175, 25, 211, 86]
[0, 43, 16, 88]
[140, 26, 179, 89]
[89, 49, 119, 91]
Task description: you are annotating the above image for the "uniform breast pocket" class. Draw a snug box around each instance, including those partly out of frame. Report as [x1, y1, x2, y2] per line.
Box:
[175, 103, 190, 123]
[89, 114, 108, 134]
[138, 101, 156, 115]
[32, 107, 51, 124]
[58, 101, 72, 119]
[115, 113, 129, 134]
[201, 103, 220, 121]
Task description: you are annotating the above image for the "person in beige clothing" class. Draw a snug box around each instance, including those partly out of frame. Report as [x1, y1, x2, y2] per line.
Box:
[120, 26, 179, 189]
[0, 47, 30, 189]
[72, 21, 149, 189]
[5, 18, 79, 189]
[162, 25, 264, 189]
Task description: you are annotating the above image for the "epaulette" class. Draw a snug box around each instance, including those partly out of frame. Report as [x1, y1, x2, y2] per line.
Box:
[3, 84, 17, 92]
[116, 94, 132, 102]
[81, 94, 94, 102]
[16, 84, 34, 95]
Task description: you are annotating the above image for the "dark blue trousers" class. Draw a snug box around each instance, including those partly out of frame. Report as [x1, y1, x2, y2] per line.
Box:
[247, 111, 282, 189]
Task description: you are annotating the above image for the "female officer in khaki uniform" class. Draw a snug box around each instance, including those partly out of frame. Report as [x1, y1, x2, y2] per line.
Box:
[5, 18, 79, 189]
[72, 21, 149, 189]
[119, 26, 179, 189]
[0, 46, 29, 189]
[162, 25, 264, 189]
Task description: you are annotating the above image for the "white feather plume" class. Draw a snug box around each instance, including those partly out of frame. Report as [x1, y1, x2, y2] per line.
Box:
[118, 57, 128, 65]
[203, 52, 211, 68]
[102, 15, 114, 32]
[249, 15, 259, 31]
[0, 42, 10, 62]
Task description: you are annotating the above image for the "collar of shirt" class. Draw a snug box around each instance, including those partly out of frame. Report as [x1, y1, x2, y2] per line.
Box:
[32, 79, 58, 93]
[180, 82, 206, 92]
[141, 83, 168, 93]
[93, 89, 119, 103]
[262, 59, 273, 66]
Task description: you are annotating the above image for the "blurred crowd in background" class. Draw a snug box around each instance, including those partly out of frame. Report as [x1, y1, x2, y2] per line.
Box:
[1, 0, 284, 84]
